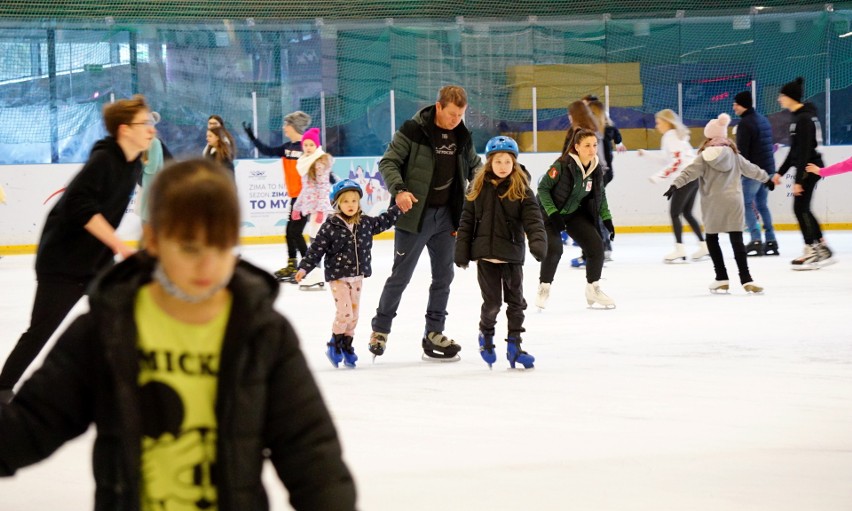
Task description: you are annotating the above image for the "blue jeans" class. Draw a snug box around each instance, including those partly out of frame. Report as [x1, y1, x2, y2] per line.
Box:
[742, 177, 775, 243]
[371, 206, 455, 335]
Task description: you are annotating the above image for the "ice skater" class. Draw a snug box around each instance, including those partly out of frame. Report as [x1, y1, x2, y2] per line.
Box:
[641, 109, 708, 262]
[295, 180, 403, 368]
[666, 113, 774, 294]
[771, 77, 834, 269]
[0, 158, 358, 509]
[537, 128, 616, 309]
[0, 95, 154, 403]
[454, 136, 546, 369]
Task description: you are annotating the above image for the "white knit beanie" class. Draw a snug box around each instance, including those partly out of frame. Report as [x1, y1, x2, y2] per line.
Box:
[703, 113, 730, 140]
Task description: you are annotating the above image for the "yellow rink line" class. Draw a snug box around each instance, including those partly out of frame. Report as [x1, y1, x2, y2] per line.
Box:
[2, 223, 851, 256]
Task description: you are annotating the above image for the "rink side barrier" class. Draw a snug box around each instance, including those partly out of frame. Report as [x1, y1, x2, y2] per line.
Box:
[1, 148, 851, 255]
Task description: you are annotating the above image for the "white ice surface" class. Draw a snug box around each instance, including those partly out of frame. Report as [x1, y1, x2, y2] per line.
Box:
[2, 232, 852, 510]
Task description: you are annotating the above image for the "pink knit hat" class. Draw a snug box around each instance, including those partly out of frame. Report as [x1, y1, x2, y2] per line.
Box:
[301, 127, 321, 147]
[703, 113, 731, 140]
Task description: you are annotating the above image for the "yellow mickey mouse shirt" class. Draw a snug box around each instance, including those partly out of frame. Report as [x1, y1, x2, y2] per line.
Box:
[135, 285, 232, 511]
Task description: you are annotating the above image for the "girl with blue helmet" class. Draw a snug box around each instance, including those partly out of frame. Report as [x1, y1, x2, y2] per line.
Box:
[295, 179, 404, 368]
[454, 135, 546, 369]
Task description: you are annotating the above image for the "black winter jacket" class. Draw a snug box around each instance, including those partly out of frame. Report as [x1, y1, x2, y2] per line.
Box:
[777, 102, 823, 185]
[379, 105, 482, 233]
[735, 108, 776, 176]
[455, 168, 547, 266]
[0, 254, 357, 511]
[299, 206, 402, 281]
[36, 137, 142, 280]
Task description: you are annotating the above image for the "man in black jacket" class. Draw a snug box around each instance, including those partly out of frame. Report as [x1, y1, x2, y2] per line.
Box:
[770, 77, 834, 269]
[0, 95, 154, 403]
[733, 90, 778, 256]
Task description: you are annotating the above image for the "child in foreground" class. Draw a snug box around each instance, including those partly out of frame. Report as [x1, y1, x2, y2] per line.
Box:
[0, 159, 356, 510]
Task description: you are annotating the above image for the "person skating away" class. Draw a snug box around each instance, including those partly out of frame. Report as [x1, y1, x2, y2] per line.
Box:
[733, 91, 779, 256]
[666, 114, 774, 294]
[537, 128, 616, 310]
[771, 77, 835, 269]
[295, 180, 403, 368]
[807, 155, 852, 178]
[0, 159, 357, 509]
[243, 111, 311, 280]
[369, 85, 482, 361]
[0, 95, 154, 404]
[454, 136, 546, 369]
[640, 109, 708, 262]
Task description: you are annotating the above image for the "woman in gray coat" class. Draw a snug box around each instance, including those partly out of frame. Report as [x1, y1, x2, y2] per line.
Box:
[666, 114, 774, 294]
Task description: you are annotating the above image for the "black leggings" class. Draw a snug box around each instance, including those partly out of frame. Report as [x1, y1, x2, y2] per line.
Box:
[670, 180, 704, 243]
[539, 211, 604, 285]
[0, 275, 87, 390]
[793, 176, 823, 245]
[706, 232, 753, 284]
[286, 197, 308, 259]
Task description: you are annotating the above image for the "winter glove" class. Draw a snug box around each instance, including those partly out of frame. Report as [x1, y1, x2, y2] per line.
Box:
[548, 212, 565, 233]
[602, 219, 615, 241]
[241, 121, 257, 140]
[315, 211, 324, 223]
[663, 185, 677, 200]
[764, 179, 775, 191]
[291, 210, 302, 221]
[455, 262, 468, 270]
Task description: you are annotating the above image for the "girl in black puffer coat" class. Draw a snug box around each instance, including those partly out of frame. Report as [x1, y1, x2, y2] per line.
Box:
[455, 136, 546, 370]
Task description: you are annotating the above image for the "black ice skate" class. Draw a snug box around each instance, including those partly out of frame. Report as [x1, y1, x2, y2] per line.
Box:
[764, 241, 779, 256]
[274, 258, 298, 282]
[745, 240, 764, 256]
[421, 331, 461, 362]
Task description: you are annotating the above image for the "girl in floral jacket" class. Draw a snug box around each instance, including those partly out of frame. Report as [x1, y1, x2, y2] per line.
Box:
[295, 180, 403, 369]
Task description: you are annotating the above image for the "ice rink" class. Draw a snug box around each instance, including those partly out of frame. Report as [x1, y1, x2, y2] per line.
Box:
[2, 231, 851, 510]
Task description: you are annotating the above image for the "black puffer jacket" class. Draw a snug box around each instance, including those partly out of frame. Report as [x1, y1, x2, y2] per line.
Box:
[455, 167, 547, 266]
[0, 254, 356, 511]
[299, 206, 402, 281]
[736, 108, 776, 175]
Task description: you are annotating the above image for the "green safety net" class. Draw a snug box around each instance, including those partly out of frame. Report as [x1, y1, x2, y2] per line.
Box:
[0, 1, 850, 163]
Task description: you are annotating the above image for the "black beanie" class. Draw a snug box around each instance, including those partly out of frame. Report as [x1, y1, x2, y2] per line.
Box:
[780, 77, 804, 103]
[733, 91, 752, 109]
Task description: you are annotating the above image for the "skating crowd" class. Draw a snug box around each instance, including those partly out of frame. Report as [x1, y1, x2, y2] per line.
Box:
[0, 77, 848, 510]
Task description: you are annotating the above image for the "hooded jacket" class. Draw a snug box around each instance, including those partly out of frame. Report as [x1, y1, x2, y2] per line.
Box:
[455, 166, 547, 266]
[672, 145, 770, 234]
[777, 102, 823, 185]
[379, 105, 482, 233]
[299, 205, 403, 282]
[0, 254, 357, 511]
[36, 137, 142, 280]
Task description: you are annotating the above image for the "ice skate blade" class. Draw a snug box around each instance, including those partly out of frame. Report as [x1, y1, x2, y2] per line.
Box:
[817, 258, 837, 268]
[507, 365, 534, 371]
[421, 353, 461, 363]
[299, 283, 325, 290]
[586, 302, 616, 310]
[710, 289, 730, 294]
[791, 264, 819, 271]
[664, 257, 688, 264]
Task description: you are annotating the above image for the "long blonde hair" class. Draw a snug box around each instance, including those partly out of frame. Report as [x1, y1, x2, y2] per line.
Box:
[655, 109, 690, 141]
[466, 152, 529, 202]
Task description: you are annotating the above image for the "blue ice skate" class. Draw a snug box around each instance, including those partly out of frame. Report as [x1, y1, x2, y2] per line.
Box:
[326, 334, 344, 368]
[507, 337, 535, 369]
[478, 332, 497, 369]
[340, 335, 358, 368]
[571, 256, 586, 268]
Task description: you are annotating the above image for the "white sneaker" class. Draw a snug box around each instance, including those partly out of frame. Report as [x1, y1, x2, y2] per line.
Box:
[536, 282, 551, 309]
[743, 281, 764, 294]
[709, 280, 730, 294]
[585, 281, 615, 309]
[664, 243, 687, 263]
[692, 241, 709, 260]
